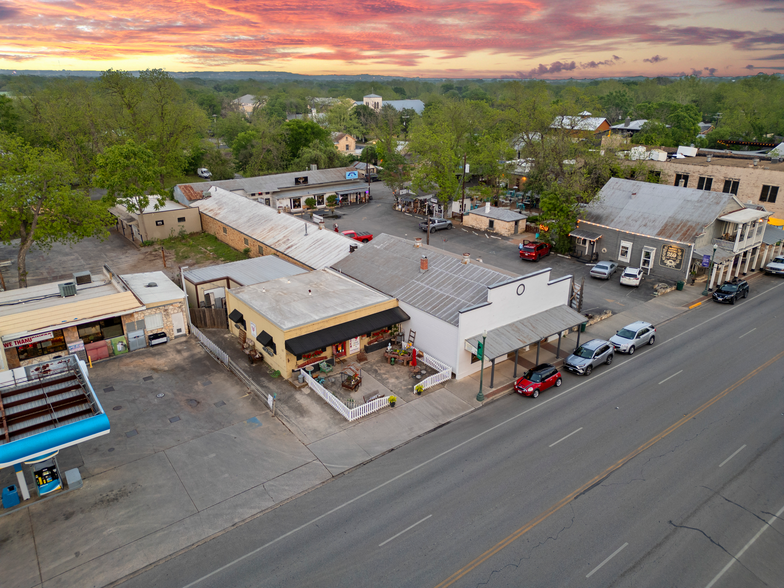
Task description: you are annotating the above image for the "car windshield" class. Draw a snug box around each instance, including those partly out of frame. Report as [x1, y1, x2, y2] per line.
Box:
[719, 284, 738, 292]
[595, 263, 610, 270]
[772, 257, 784, 264]
[573, 346, 594, 359]
[523, 245, 536, 251]
[523, 370, 543, 383]
[617, 328, 637, 339]
[623, 270, 638, 276]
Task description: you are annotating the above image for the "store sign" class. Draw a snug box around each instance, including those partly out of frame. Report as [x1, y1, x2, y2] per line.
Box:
[346, 171, 359, 180]
[348, 337, 361, 355]
[660, 245, 685, 270]
[250, 322, 257, 338]
[68, 340, 85, 354]
[4, 331, 54, 349]
[464, 340, 478, 355]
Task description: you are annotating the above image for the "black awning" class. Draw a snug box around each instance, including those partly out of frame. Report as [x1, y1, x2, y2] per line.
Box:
[285, 307, 410, 357]
[228, 309, 244, 323]
[256, 331, 273, 346]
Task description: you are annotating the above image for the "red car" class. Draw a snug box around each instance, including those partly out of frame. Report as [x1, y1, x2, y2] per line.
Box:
[513, 363, 562, 398]
[519, 241, 551, 261]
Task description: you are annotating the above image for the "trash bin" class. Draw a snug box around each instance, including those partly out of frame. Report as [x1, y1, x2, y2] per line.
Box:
[676, 280, 685, 291]
[580, 322, 587, 333]
[3, 485, 20, 509]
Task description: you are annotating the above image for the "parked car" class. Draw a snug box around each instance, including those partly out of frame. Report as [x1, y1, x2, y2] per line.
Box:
[620, 267, 644, 287]
[341, 230, 373, 243]
[197, 168, 212, 179]
[564, 339, 614, 376]
[419, 218, 453, 232]
[765, 256, 784, 276]
[519, 241, 551, 262]
[590, 261, 619, 280]
[712, 279, 749, 304]
[513, 364, 562, 398]
[610, 321, 656, 354]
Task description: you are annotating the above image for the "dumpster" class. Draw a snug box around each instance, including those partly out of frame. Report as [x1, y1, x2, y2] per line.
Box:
[676, 280, 685, 291]
[3, 485, 20, 509]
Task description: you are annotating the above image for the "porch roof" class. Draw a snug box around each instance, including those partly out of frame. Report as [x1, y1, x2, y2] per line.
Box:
[569, 227, 603, 241]
[718, 209, 770, 224]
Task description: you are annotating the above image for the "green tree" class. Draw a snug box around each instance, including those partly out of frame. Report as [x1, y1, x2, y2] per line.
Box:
[202, 148, 236, 180]
[94, 140, 164, 243]
[283, 119, 330, 163]
[0, 133, 112, 287]
[217, 111, 251, 148]
[0, 95, 19, 134]
[377, 151, 411, 195]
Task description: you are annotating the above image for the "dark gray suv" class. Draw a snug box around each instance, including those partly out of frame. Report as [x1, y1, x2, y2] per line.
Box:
[564, 339, 614, 376]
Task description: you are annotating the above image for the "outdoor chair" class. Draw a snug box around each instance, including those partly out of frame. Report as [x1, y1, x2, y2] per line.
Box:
[319, 361, 333, 374]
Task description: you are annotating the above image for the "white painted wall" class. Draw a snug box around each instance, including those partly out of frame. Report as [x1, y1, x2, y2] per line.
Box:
[398, 302, 459, 370]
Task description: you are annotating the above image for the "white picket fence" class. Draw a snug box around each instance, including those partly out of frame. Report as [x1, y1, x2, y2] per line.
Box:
[415, 351, 452, 392]
[301, 369, 390, 422]
[191, 324, 229, 366]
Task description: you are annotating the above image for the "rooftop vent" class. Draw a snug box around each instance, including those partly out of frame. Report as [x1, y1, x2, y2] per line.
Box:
[145, 282, 158, 288]
[58, 282, 77, 297]
[706, 154, 712, 162]
[462, 253, 470, 265]
[415, 238, 422, 248]
[73, 271, 92, 285]
[420, 256, 428, 273]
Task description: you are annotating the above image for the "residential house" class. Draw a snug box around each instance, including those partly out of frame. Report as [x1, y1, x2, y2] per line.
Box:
[332, 133, 357, 154]
[463, 203, 528, 236]
[233, 94, 261, 115]
[109, 199, 201, 244]
[357, 94, 425, 115]
[551, 111, 611, 136]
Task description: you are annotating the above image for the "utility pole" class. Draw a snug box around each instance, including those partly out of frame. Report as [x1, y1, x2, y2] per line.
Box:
[460, 154, 468, 218]
[366, 158, 371, 204]
[426, 202, 431, 245]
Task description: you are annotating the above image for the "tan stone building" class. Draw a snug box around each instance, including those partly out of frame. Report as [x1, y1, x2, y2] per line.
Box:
[225, 270, 408, 379]
[333, 133, 357, 153]
[462, 203, 528, 236]
[110, 199, 201, 244]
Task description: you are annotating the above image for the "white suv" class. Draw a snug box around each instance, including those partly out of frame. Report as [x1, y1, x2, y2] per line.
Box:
[610, 321, 656, 354]
[765, 256, 784, 276]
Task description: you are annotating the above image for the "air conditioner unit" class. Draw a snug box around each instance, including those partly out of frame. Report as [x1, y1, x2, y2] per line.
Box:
[73, 271, 92, 285]
[59, 282, 77, 297]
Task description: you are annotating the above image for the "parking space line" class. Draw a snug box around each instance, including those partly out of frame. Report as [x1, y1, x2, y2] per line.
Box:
[549, 427, 583, 448]
[704, 503, 784, 588]
[379, 515, 432, 547]
[738, 328, 756, 339]
[586, 542, 628, 578]
[658, 370, 683, 385]
[718, 444, 746, 468]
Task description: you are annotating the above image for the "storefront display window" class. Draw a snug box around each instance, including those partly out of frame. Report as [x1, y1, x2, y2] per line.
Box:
[77, 316, 124, 344]
[17, 330, 68, 361]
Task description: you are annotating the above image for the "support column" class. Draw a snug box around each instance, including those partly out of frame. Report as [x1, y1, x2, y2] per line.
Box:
[535, 341, 541, 365]
[709, 262, 719, 290]
[514, 349, 519, 379]
[717, 263, 726, 285]
[735, 255, 743, 278]
[490, 358, 496, 388]
[760, 247, 769, 270]
[556, 333, 562, 359]
[734, 225, 743, 250]
[14, 464, 30, 501]
[751, 246, 761, 272]
[744, 249, 752, 274]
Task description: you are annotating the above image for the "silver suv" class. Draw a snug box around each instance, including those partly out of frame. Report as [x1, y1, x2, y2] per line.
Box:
[610, 321, 656, 354]
[564, 339, 614, 376]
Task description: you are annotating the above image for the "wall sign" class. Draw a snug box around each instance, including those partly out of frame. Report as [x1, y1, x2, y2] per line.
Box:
[659, 245, 684, 270]
[4, 331, 54, 349]
[250, 322, 257, 338]
[346, 171, 359, 180]
[516, 283, 526, 296]
[348, 337, 361, 354]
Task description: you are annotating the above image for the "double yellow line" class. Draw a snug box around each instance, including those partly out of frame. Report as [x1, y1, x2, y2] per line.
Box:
[435, 349, 784, 588]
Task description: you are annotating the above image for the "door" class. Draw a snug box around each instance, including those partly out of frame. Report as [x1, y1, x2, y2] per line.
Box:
[172, 312, 186, 338]
[641, 246, 656, 273]
[127, 329, 146, 351]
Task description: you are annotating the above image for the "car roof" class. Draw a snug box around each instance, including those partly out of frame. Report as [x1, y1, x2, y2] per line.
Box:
[622, 321, 653, 330]
[531, 363, 555, 372]
[623, 267, 640, 272]
[580, 339, 609, 349]
[594, 261, 614, 267]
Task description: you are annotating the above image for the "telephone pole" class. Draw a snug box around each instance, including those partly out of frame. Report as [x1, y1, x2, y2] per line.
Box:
[460, 154, 468, 218]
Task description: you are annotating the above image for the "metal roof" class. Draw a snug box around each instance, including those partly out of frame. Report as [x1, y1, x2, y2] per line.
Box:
[332, 234, 520, 326]
[569, 228, 602, 241]
[610, 119, 648, 131]
[466, 305, 586, 360]
[384, 99, 425, 114]
[551, 115, 608, 132]
[194, 188, 358, 270]
[581, 178, 738, 244]
[121, 272, 185, 306]
[184, 256, 306, 286]
[763, 224, 784, 245]
[467, 206, 527, 222]
[265, 181, 366, 201]
[718, 209, 770, 223]
[178, 167, 362, 197]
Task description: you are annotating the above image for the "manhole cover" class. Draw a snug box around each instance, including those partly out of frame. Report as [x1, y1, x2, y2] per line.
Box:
[143, 376, 154, 382]
[113, 406, 122, 411]
[156, 393, 165, 398]
[108, 448, 115, 452]
[187, 399, 199, 407]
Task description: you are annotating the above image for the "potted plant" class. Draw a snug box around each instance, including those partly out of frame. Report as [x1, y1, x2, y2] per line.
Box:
[389, 395, 397, 407]
[415, 384, 424, 395]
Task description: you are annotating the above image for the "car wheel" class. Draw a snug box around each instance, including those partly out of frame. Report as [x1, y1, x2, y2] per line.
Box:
[584, 366, 592, 376]
[648, 335, 655, 345]
[628, 345, 635, 355]
[743, 290, 748, 298]
[606, 354, 613, 365]
[448, 224, 453, 229]
[532, 389, 539, 398]
[555, 377, 562, 387]
[731, 297, 735, 305]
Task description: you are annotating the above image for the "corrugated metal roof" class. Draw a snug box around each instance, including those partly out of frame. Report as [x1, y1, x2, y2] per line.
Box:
[468, 206, 527, 222]
[332, 234, 520, 326]
[184, 256, 306, 286]
[465, 305, 586, 360]
[763, 224, 784, 245]
[718, 209, 770, 223]
[552, 115, 608, 131]
[179, 167, 361, 197]
[194, 188, 358, 269]
[121, 272, 185, 306]
[569, 228, 602, 240]
[581, 178, 737, 244]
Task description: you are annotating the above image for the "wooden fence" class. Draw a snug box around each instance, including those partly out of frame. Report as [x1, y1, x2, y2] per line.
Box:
[189, 307, 228, 329]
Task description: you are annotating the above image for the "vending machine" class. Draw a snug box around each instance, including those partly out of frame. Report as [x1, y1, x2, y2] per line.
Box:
[34, 460, 61, 496]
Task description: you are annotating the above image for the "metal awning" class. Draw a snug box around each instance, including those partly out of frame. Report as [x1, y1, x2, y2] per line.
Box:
[256, 330, 273, 346]
[285, 306, 409, 356]
[466, 305, 586, 360]
[569, 228, 602, 241]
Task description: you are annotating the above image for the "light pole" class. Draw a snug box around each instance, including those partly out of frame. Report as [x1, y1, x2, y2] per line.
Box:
[702, 243, 719, 296]
[476, 330, 488, 402]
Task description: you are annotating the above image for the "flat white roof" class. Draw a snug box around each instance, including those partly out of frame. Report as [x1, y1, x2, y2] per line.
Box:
[121, 272, 185, 305]
[718, 209, 771, 224]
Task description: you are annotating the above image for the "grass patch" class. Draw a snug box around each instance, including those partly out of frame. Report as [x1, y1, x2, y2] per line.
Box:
[158, 232, 250, 264]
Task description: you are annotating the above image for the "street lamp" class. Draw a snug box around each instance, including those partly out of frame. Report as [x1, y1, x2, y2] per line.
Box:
[476, 330, 488, 402]
[702, 243, 719, 296]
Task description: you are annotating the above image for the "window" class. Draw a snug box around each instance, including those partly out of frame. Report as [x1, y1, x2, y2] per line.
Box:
[648, 170, 662, 183]
[317, 194, 325, 206]
[760, 185, 779, 203]
[144, 313, 164, 331]
[177, 216, 186, 223]
[675, 173, 689, 188]
[723, 179, 740, 195]
[258, 245, 263, 254]
[292, 197, 302, 209]
[243, 237, 249, 246]
[697, 176, 713, 191]
[222, 226, 227, 234]
[619, 240, 632, 263]
[345, 144, 350, 151]
[488, 219, 495, 230]
[15, 330, 68, 361]
[575, 237, 587, 246]
[155, 220, 164, 226]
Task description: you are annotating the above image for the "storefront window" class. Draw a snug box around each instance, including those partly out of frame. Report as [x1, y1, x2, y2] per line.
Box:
[77, 316, 124, 344]
[16, 330, 68, 361]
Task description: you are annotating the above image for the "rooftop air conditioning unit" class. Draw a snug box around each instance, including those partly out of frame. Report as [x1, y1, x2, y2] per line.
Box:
[59, 282, 77, 297]
[73, 271, 92, 285]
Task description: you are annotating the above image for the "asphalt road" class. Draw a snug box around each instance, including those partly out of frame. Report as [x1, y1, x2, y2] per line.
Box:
[118, 275, 784, 588]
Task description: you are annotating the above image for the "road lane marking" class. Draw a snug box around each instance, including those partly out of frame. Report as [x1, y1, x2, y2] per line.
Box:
[704, 502, 784, 588]
[549, 428, 583, 448]
[718, 444, 746, 468]
[738, 328, 756, 339]
[434, 349, 784, 588]
[586, 542, 628, 578]
[378, 515, 432, 547]
[658, 370, 683, 385]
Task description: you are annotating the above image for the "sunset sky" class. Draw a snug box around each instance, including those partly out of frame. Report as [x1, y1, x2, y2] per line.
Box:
[1, 0, 783, 78]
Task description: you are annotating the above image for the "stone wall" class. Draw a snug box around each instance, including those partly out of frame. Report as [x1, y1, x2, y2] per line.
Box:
[123, 301, 187, 342]
[462, 214, 521, 236]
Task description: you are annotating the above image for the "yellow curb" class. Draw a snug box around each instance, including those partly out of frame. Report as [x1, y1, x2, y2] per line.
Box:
[689, 301, 703, 309]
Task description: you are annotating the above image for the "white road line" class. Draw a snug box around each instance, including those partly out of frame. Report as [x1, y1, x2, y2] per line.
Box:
[738, 328, 756, 339]
[549, 427, 583, 448]
[378, 515, 432, 547]
[491, 235, 501, 239]
[658, 370, 683, 385]
[704, 502, 784, 588]
[586, 542, 628, 578]
[461, 228, 469, 232]
[718, 444, 746, 468]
